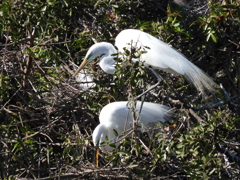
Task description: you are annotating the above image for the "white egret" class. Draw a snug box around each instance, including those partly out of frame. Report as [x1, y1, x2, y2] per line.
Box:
[92, 101, 173, 153]
[74, 29, 219, 96]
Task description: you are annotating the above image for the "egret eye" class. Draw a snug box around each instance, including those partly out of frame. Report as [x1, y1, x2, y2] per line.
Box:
[75, 29, 219, 96]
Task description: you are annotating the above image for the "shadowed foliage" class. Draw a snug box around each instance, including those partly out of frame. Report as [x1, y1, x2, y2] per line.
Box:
[0, 0, 239, 179]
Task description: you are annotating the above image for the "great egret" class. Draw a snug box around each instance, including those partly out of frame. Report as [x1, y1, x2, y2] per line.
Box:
[74, 29, 219, 96]
[92, 101, 173, 153]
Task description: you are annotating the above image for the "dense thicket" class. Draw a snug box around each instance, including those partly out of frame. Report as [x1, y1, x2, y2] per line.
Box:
[0, 0, 239, 179]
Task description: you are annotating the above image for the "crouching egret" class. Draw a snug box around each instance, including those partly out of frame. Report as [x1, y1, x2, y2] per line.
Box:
[92, 101, 173, 166]
[74, 29, 219, 96]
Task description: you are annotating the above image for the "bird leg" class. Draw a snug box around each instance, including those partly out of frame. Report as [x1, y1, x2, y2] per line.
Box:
[95, 148, 99, 167]
[134, 67, 162, 100]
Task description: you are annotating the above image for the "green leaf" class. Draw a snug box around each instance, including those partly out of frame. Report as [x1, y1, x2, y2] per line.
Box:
[105, 135, 109, 141]
[176, 143, 183, 148]
[109, 143, 116, 148]
[86, 136, 92, 140]
[113, 129, 118, 136]
[210, 33, 217, 42]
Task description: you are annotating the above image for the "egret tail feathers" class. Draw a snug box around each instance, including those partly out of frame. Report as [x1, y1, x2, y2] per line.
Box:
[184, 63, 219, 97]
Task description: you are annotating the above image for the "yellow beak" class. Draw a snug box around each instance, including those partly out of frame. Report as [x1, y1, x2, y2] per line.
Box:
[73, 59, 88, 77]
[95, 147, 99, 167]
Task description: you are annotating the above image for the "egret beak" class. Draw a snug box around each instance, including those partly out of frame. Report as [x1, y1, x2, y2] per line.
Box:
[95, 147, 99, 167]
[73, 59, 88, 77]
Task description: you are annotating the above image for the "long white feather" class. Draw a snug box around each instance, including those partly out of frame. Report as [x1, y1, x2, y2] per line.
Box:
[75, 29, 219, 96]
[115, 29, 219, 96]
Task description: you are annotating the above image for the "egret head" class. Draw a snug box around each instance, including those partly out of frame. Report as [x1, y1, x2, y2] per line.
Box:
[73, 49, 99, 77]
[73, 42, 117, 77]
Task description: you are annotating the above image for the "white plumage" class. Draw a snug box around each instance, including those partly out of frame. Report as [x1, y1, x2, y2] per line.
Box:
[74, 29, 219, 96]
[92, 101, 173, 152]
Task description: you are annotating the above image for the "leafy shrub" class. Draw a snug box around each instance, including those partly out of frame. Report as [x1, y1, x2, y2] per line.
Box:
[0, 0, 239, 179]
